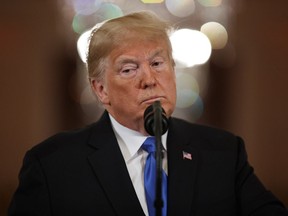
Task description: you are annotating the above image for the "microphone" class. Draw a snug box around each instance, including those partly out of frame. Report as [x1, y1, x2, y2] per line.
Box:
[144, 101, 168, 216]
[144, 101, 169, 136]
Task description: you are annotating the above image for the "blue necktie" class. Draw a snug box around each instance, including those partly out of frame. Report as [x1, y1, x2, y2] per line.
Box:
[142, 137, 167, 216]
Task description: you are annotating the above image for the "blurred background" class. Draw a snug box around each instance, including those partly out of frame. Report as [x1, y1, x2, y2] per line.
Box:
[1, 0, 288, 214]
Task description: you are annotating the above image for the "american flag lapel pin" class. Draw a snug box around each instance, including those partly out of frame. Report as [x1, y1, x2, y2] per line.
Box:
[182, 151, 192, 160]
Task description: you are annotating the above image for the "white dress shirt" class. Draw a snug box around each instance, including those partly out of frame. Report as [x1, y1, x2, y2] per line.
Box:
[109, 115, 168, 216]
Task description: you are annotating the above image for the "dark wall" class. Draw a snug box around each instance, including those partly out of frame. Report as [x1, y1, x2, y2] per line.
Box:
[203, 0, 288, 206]
[0, 1, 80, 215]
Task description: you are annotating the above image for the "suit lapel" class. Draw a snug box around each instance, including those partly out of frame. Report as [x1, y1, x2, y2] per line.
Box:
[87, 112, 145, 216]
[167, 118, 198, 216]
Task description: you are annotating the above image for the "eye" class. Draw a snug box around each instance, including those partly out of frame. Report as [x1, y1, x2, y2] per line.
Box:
[151, 57, 165, 69]
[120, 64, 138, 77]
[122, 68, 134, 73]
[152, 61, 163, 67]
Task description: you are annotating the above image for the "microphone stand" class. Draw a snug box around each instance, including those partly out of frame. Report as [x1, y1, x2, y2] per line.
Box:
[153, 101, 164, 216]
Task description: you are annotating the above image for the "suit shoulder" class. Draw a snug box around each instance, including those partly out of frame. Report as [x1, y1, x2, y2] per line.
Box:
[28, 123, 97, 158]
[171, 117, 234, 136]
[170, 117, 241, 148]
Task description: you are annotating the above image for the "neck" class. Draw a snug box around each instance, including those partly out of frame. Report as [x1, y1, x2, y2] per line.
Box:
[108, 113, 149, 136]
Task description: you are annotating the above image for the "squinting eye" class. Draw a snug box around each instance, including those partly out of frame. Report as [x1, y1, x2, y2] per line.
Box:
[122, 69, 133, 73]
[152, 60, 164, 67]
[121, 69, 135, 74]
[120, 65, 138, 77]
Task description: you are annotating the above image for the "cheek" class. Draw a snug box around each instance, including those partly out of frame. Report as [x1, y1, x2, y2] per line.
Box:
[163, 73, 176, 93]
[109, 83, 136, 101]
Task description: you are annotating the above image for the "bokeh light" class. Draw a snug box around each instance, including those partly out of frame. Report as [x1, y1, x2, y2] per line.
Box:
[96, 2, 123, 20]
[72, 2, 123, 34]
[165, 0, 195, 18]
[190, 96, 204, 121]
[197, 0, 222, 7]
[173, 96, 204, 122]
[72, 0, 102, 15]
[200, 21, 228, 49]
[176, 72, 200, 108]
[170, 29, 212, 67]
[72, 13, 91, 34]
[141, 0, 164, 3]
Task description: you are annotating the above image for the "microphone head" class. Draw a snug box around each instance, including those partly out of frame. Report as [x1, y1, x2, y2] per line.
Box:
[144, 102, 169, 136]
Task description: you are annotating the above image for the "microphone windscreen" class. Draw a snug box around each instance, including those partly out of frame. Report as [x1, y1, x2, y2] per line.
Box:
[144, 102, 169, 136]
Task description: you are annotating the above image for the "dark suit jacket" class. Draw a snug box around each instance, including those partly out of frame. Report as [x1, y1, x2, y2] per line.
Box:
[8, 111, 288, 216]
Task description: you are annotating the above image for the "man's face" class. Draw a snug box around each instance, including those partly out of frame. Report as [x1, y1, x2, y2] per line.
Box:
[91, 38, 176, 134]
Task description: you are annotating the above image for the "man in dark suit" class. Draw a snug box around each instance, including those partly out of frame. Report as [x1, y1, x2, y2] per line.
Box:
[9, 11, 288, 216]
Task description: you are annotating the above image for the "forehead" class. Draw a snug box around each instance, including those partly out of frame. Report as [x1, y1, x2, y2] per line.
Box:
[109, 38, 170, 63]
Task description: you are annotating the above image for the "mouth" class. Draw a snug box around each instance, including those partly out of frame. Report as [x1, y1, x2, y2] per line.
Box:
[142, 96, 165, 105]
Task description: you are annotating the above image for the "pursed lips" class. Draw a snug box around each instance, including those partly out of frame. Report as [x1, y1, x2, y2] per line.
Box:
[141, 96, 165, 105]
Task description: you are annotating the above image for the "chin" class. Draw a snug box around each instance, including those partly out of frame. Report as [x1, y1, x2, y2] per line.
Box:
[162, 104, 175, 118]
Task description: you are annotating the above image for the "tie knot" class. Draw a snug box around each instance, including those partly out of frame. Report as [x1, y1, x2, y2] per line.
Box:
[142, 137, 156, 153]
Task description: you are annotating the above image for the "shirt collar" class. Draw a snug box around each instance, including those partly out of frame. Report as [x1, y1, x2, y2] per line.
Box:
[109, 114, 167, 161]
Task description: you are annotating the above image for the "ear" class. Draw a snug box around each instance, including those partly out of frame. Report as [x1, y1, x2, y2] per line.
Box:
[90, 78, 110, 105]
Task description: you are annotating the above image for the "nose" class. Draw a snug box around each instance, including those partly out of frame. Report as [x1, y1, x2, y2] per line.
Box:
[140, 64, 157, 89]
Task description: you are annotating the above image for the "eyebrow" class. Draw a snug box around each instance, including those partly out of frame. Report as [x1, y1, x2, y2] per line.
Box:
[115, 57, 138, 65]
[115, 48, 167, 66]
[148, 48, 166, 61]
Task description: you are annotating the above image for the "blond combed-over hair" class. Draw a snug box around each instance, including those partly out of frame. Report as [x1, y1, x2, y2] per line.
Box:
[86, 11, 174, 81]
